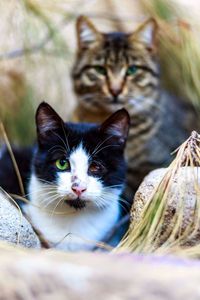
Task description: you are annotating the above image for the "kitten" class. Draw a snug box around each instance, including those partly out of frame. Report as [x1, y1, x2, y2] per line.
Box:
[0, 102, 130, 251]
[72, 16, 199, 196]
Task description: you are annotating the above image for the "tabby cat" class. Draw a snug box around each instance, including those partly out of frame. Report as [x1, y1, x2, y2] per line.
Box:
[72, 16, 199, 196]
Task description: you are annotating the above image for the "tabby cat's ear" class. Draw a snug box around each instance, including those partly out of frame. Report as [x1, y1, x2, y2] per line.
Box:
[36, 102, 64, 145]
[100, 109, 130, 146]
[76, 15, 102, 50]
[130, 18, 158, 49]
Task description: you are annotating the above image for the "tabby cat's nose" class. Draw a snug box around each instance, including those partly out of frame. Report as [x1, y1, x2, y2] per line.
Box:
[71, 183, 87, 197]
[109, 86, 122, 97]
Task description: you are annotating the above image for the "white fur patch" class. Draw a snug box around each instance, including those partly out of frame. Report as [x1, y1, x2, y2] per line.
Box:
[26, 145, 121, 251]
[70, 145, 89, 183]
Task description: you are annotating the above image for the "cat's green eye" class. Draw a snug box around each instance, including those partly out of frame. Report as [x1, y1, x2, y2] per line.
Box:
[55, 159, 70, 171]
[126, 65, 138, 76]
[94, 66, 107, 75]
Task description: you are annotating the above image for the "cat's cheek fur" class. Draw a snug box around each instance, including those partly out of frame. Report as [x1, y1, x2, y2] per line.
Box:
[26, 174, 120, 251]
[83, 176, 103, 202]
[57, 172, 76, 200]
[57, 172, 103, 203]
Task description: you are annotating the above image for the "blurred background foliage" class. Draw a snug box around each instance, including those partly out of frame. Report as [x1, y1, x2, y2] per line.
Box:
[0, 0, 200, 145]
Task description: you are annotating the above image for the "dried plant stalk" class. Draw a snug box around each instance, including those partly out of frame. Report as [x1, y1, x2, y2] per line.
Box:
[115, 132, 200, 258]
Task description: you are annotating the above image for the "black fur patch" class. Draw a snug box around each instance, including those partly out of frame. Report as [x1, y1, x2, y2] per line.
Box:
[65, 199, 86, 210]
[0, 146, 33, 196]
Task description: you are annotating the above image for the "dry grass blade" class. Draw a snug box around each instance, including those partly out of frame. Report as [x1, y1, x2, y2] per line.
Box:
[53, 232, 113, 252]
[115, 131, 200, 258]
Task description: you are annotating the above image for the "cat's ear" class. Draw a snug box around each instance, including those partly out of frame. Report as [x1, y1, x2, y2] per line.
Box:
[130, 18, 158, 50]
[76, 15, 102, 50]
[36, 102, 64, 144]
[100, 109, 130, 146]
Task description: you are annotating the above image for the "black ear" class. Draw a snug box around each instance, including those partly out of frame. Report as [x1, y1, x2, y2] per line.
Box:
[100, 109, 130, 146]
[36, 102, 64, 145]
[76, 15, 102, 50]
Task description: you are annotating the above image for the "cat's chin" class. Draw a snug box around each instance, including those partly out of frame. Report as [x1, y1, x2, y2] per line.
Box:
[65, 199, 87, 210]
[101, 99, 125, 112]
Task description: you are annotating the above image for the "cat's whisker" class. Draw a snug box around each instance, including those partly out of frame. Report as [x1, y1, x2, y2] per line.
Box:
[52, 131, 69, 153]
[37, 183, 58, 189]
[49, 149, 67, 156]
[37, 178, 57, 186]
[93, 196, 107, 210]
[101, 190, 129, 204]
[107, 197, 129, 213]
[42, 194, 62, 209]
[24, 185, 57, 194]
[103, 184, 123, 189]
[24, 189, 57, 199]
[99, 195, 129, 213]
[40, 193, 60, 205]
[89, 135, 114, 159]
[51, 196, 65, 217]
[39, 192, 58, 200]
[61, 122, 70, 153]
[48, 145, 67, 154]
[91, 144, 120, 157]
[24, 184, 58, 202]
[102, 192, 130, 206]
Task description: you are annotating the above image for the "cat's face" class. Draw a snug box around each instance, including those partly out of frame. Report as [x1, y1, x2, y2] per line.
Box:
[32, 102, 130, 210]
[72, 16, 160, 114]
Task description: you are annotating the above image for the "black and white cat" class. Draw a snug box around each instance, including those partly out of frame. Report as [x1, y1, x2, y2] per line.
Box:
[0, 102, 130, 251]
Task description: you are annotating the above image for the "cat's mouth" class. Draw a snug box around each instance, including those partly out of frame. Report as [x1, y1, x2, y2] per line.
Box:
[110, 96, 125, 104]
[65, 199, 86, 210]
[105, 96, 125, 109]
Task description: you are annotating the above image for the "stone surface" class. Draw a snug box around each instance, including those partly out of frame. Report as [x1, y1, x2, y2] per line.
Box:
[131, 167, 200, 245]
[0, 244, 200, 299]
[0, 191, 41, 248]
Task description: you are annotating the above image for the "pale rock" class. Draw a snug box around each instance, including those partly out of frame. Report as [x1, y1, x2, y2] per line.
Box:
[131, 167, 200, 245]
[0, 191, 41, 248]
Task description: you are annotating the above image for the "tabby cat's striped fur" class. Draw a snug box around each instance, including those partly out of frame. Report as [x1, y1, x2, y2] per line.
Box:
[72, 16, 199, 197]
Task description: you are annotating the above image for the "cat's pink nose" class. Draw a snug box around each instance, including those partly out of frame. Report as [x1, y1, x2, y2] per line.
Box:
[71, 184, 87, 197]
[109, 86, 122, 97]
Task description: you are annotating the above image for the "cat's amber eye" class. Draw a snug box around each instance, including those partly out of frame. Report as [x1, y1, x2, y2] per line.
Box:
[94, 66, 107, 75]
[89, 162, 102, 174]
[126, 65, 138, 76]
[55, 159, 70, 171]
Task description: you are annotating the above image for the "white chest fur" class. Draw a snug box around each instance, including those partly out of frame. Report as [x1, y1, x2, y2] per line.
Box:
[26, 175, 120, 251]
